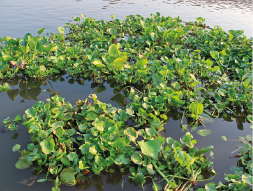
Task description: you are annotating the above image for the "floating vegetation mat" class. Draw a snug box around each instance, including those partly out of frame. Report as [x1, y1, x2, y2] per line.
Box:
[1, 13, 252, 190]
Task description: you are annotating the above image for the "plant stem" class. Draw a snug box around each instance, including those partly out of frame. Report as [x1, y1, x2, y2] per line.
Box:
[226, 107, 237, 116]
[152, 161, 170, 183]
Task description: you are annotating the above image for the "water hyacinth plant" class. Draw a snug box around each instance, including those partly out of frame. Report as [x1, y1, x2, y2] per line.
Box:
[0, 12, 251, 190]
[12, 95, 216, 191]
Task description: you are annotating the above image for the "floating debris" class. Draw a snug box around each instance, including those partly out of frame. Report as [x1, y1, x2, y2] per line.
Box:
[18, 176, 37, 187]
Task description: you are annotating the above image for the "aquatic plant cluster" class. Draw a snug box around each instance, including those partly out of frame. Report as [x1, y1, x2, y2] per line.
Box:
[0, 13, 252, 190]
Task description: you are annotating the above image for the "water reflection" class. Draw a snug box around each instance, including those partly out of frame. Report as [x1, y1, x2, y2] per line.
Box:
[0, 74, 250, 131]
[0, 74, 131, 108]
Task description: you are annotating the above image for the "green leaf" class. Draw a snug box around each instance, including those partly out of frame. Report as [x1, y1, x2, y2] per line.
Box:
[57, 26, 65, 34]
[147, 164, 155, 175]
[40, 36, 47, 44]
[78, 124, 87, 133]
[79, 160, 85, 169]
[12, 144, 20, 152]
[27, 143, 34, 150]
[60, 167, 76, 186]
[150, 32, 157, 41]
[210, 51, 219, 60]
[242, 71, 252, 87]
[114, 138, 126, 148]
[197, 129, 211, 137]
[205, 182, 217, 191]
[108, 28, 117, 35]
[67, 152, 78, 161]
[4, 36, 11, 41]
[189, 102, 203, 115]
[37, 179, 47, 182]
[189, 74, 201, 85]
[245, 134, 252, 142]
[92, 60, 106, 67]
[136, 59, 148, 69]
[40, 138, 55, 154]
[25, 108, 36, 118]
[145, 127, 157, 136]
[52, 187, 60, 191]
[111, 57, 126, 70]
[196, 145, 213, 155]
[183, 25, 192, 33]
[81, 14, 86, 20]
[55, 127, 65, 137]
[0, 51, 12, 62]
[174, 149, 191, 166]
[66, 129, 76, 137]
[51, 121, 64, 128]
[108, 44, 120, 57]
[247, 115, 253, 123]
[221, 136, 227, 141]
[131, 151, 143, 165]
[230, 166, 243, 174]
[73, 17, 81, 22]
[133, 173, 146, 185]
[152, 180, 162, 191]
[15, 150, 32, 169]
[50, 46, 58, 52]
[2, 116, 10, 125]
[86, 112, 98, 121]
[8, 124, 17, 131]
[115, 154, 130, 165]
[138, 138, 163, 159]
[89, 145, 97, 155]
[242, 174, 252, 185]
[79, 144, 90, 155]
[0, 83, 10, 92]
[124, 127, 137, 142]
[37, 28, 45, 35]
[126, 107, 134, 116]
[14, 115, 22, 122]
[166, 182, 177, 189]
[152, 73, 164, 87]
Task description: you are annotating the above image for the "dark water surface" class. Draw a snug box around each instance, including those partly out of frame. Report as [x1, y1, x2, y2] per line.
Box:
[0, 0, 252, 191]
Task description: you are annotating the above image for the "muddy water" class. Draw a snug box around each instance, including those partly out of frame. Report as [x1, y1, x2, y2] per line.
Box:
[0, 0, 252, 190]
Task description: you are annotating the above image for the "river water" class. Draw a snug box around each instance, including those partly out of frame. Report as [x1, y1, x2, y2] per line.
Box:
[0, 0, 252, 191]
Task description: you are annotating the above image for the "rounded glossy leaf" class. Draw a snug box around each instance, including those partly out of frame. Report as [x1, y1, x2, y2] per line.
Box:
[108, 28, 117, 35]
[40, 138, 55, 154]
[12, 144, 20, 152]
[60, 167, 76, 186]
[138, 138, 163, 159]
[108, 44, 120, 57]
[133, 173, 146, 185]
[131, 151, 143, 165]
[15, 150, 32, 169]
